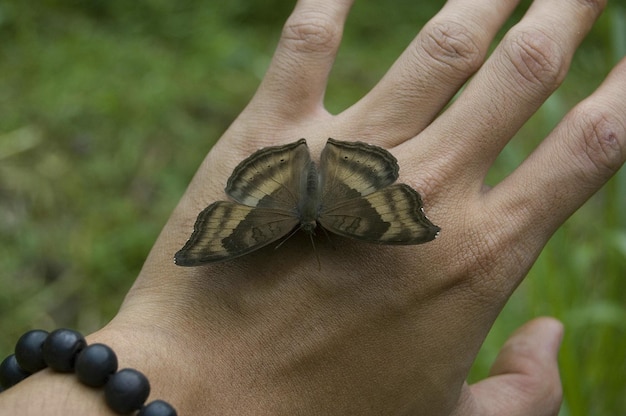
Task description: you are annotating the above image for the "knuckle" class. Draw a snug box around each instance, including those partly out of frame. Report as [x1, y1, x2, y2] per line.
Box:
[566, 106, 626, 181]
[281, 11, 341, 55]
[446, 205, 535, 299]
[503, 29, 567, 95]
[578, 0, 607, 13]
[450, 247, 507, 304]
[446, 223, 507, 294]
[418, 20, 484, 76]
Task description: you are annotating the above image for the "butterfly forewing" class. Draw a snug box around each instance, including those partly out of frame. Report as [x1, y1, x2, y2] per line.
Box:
[319, 138, 399, 203]
[226, 138, 311, 209]
[174, 201, 300, 265]
[318, 184, 440, 244]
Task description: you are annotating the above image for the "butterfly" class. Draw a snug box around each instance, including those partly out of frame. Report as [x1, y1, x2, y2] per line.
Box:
[174, 138, 440, 266]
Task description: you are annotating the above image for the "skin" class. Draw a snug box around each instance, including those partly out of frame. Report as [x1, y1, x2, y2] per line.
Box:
[1, 0, 624, 414]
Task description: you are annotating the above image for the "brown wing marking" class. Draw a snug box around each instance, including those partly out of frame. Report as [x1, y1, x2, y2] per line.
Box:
[174, 201, 300, 265]
[318, 184, 440, 244]
[226, 139, 312, 209]
[319, 138, 399, 203]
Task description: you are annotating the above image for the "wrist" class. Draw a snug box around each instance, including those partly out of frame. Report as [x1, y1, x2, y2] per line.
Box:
[0, 325, 185, 415]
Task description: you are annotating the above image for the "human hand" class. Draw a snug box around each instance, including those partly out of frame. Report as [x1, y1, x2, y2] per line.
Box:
[3, 0, 624, 414]
[128, 0, 623, 413]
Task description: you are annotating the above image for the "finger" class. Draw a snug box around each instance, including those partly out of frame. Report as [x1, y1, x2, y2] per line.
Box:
[342, 0, 521, 146]
[488, 58, 626, 244]
[251, 0, 354, 119]
[412, 0, 606, 186]
[469, 317, 564, 416]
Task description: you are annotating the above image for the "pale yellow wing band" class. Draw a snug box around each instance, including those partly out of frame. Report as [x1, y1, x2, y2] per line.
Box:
[226, 139, 312, 209]
[318, 184, 440, 244]
[175, 201, 300, 265]
[319, 138, 399, 202]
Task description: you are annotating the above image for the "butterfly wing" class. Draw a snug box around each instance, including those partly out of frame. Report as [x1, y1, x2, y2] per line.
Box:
[318, 138, 439, 244]
[176, 140, 314, 265]
[319, 138, 400, 203]
[318, 184, 440, 244]
[226, 138, 312, 209]
[174, 201, 301, 265]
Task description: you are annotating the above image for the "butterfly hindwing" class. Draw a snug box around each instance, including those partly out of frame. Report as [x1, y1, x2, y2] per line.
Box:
[318, 183, 440, 244]
[174, 201, 300, 265]
[226, 138, 312, 209]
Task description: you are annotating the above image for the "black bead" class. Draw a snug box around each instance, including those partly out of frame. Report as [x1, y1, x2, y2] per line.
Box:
[105, 368, 150, 413]
[0, 354, 31, 389]
[75, 344, 118, 387]
[138, 400, 178, 416]
[15, 329, 49, 373]
[42, 328, 86, 372]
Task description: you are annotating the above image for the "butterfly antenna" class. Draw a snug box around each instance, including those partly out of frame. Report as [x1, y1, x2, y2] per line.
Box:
[273, 225, 321, 269]
[319, 226, 337, 251]
[308, 232, 321, 270]
[274, 225, 303, 250]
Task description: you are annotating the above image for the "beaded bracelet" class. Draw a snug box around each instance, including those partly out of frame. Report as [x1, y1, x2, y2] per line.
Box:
[0, 328, 177, 416]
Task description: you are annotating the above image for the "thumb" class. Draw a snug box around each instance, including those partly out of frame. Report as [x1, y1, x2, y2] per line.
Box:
[470, 317, 564, 416]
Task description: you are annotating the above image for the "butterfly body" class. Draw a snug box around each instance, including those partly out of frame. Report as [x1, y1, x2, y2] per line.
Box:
[175, 138, 440, 266]
[295, 157, 321, 234]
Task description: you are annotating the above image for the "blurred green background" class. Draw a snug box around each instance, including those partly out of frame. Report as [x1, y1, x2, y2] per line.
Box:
[0, 1, 624, 414]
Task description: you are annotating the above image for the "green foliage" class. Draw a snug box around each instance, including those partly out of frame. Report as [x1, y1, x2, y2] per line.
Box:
[0, 1, 624, 414]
